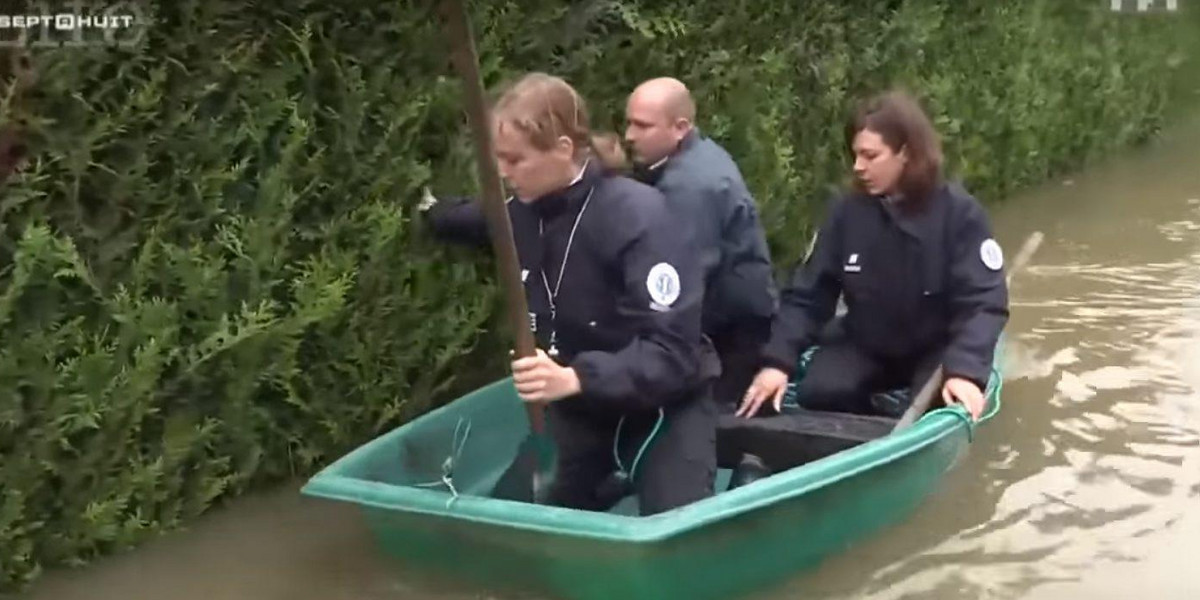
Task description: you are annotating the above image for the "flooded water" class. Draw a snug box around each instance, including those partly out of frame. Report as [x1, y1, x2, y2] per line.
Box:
[15, 116, 1200, 600]
[775, 114, 1200, 600]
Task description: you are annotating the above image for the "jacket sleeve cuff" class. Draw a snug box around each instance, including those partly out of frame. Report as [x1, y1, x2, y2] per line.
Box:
[570, 353, 632, 411]
[759, 343, 798, 377]
[572, 356, 601, 398]
[942, 358, 989, 392]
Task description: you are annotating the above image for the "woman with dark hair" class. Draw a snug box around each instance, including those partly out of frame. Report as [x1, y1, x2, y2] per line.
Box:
[737, 90, 1009, 420]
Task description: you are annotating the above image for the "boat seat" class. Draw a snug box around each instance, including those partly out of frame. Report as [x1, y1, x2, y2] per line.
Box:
[716, 406, 897, 473]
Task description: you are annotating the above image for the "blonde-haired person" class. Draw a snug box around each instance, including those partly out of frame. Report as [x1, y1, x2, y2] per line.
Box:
[422, 73, 720, 515]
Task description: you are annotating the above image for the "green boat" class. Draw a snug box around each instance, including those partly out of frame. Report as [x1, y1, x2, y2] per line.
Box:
[301, 336, 1003, 600]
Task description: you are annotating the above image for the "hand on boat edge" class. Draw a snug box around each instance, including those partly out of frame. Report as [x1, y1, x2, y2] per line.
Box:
[941, 376, 984, 421]
[737, 367, 789, 418]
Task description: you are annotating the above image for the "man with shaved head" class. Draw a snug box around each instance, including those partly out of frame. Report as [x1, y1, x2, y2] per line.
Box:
[625, 77, 778, 413]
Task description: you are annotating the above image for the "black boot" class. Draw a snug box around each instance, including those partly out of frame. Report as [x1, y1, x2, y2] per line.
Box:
[593, 470, 634, 509]
[727, 453, 772, 491]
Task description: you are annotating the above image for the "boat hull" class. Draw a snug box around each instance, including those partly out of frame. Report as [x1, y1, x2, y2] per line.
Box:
[353, 424, 966, 599]
[302, 361, 999, 599]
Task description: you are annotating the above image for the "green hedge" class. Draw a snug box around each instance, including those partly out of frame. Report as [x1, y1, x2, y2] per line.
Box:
[0, 0, 1195, 590]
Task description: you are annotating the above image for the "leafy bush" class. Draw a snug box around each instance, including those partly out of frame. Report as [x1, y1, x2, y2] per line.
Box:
[0, 0, 1194, 590]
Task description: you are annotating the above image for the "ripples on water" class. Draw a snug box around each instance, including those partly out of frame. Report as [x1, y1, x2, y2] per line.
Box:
[17, 144, 1200, 600]
[774, 156, 1200, 598]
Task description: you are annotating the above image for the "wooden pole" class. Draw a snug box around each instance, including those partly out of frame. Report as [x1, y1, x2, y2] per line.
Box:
[437, 0, 544, 436]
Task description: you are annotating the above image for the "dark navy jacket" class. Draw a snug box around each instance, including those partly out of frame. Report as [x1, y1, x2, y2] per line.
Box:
[635, 129, 778, 335]
[425, 160, 718, 412]
[759, 181, 1010, 389]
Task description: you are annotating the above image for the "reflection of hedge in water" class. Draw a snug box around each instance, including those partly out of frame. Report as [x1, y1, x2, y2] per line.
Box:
[0, 0, 1194, 590]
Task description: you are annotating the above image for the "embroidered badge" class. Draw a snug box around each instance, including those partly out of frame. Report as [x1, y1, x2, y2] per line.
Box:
[980, 238, 1004, 271]
[646, 262, 681, 310]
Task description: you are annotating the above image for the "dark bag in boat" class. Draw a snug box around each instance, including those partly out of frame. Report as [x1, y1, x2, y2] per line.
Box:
[716, 408, 897, 472]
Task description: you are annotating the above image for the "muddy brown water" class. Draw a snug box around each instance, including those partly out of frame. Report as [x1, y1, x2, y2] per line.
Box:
[15, 116, 1200, 600]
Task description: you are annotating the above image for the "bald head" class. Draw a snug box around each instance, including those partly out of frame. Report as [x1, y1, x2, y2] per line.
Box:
[630, 77, 696, 122]
[625, 77, 696, 166]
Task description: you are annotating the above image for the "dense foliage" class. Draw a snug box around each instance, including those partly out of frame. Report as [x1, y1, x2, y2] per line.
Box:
[0, 0, 1194, 589]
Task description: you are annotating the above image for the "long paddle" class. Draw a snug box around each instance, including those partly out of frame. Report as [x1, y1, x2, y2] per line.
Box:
[892, 230, 1044, 431]
[438, 0, 551, 502]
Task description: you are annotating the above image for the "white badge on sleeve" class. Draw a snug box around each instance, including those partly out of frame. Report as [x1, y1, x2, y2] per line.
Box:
[647, 262, 681, 311]
[980, 238, 1004, 271]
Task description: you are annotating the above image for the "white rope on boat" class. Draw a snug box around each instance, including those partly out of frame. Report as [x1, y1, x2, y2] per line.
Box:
[412, 417, 472, 507]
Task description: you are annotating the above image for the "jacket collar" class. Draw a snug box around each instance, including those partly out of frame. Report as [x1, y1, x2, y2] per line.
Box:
[632, 128, 702, 186]
[632, 156, 667, 186]
[677, 127, 701, 153]
[876, 184, 944, 241]
[531, 158, 600, 220]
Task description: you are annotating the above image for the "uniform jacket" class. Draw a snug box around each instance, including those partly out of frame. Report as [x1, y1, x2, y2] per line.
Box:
[426, 160, 719, 412]
[635, 129, 778, 335]
[760, 181, 1009, 389]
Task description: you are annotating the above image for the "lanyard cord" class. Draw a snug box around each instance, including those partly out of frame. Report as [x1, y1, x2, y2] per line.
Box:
[613, 409, 665, 483]
[534, 185, 665, 485]
[539, 186, 595, 353]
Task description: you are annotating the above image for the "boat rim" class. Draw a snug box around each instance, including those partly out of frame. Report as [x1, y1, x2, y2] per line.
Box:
[301, 364, 1003, 544]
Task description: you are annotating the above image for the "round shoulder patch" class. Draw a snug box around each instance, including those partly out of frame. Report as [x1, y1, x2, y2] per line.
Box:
[979, 238, 1004, 271]
[646, 262, 681, 307]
